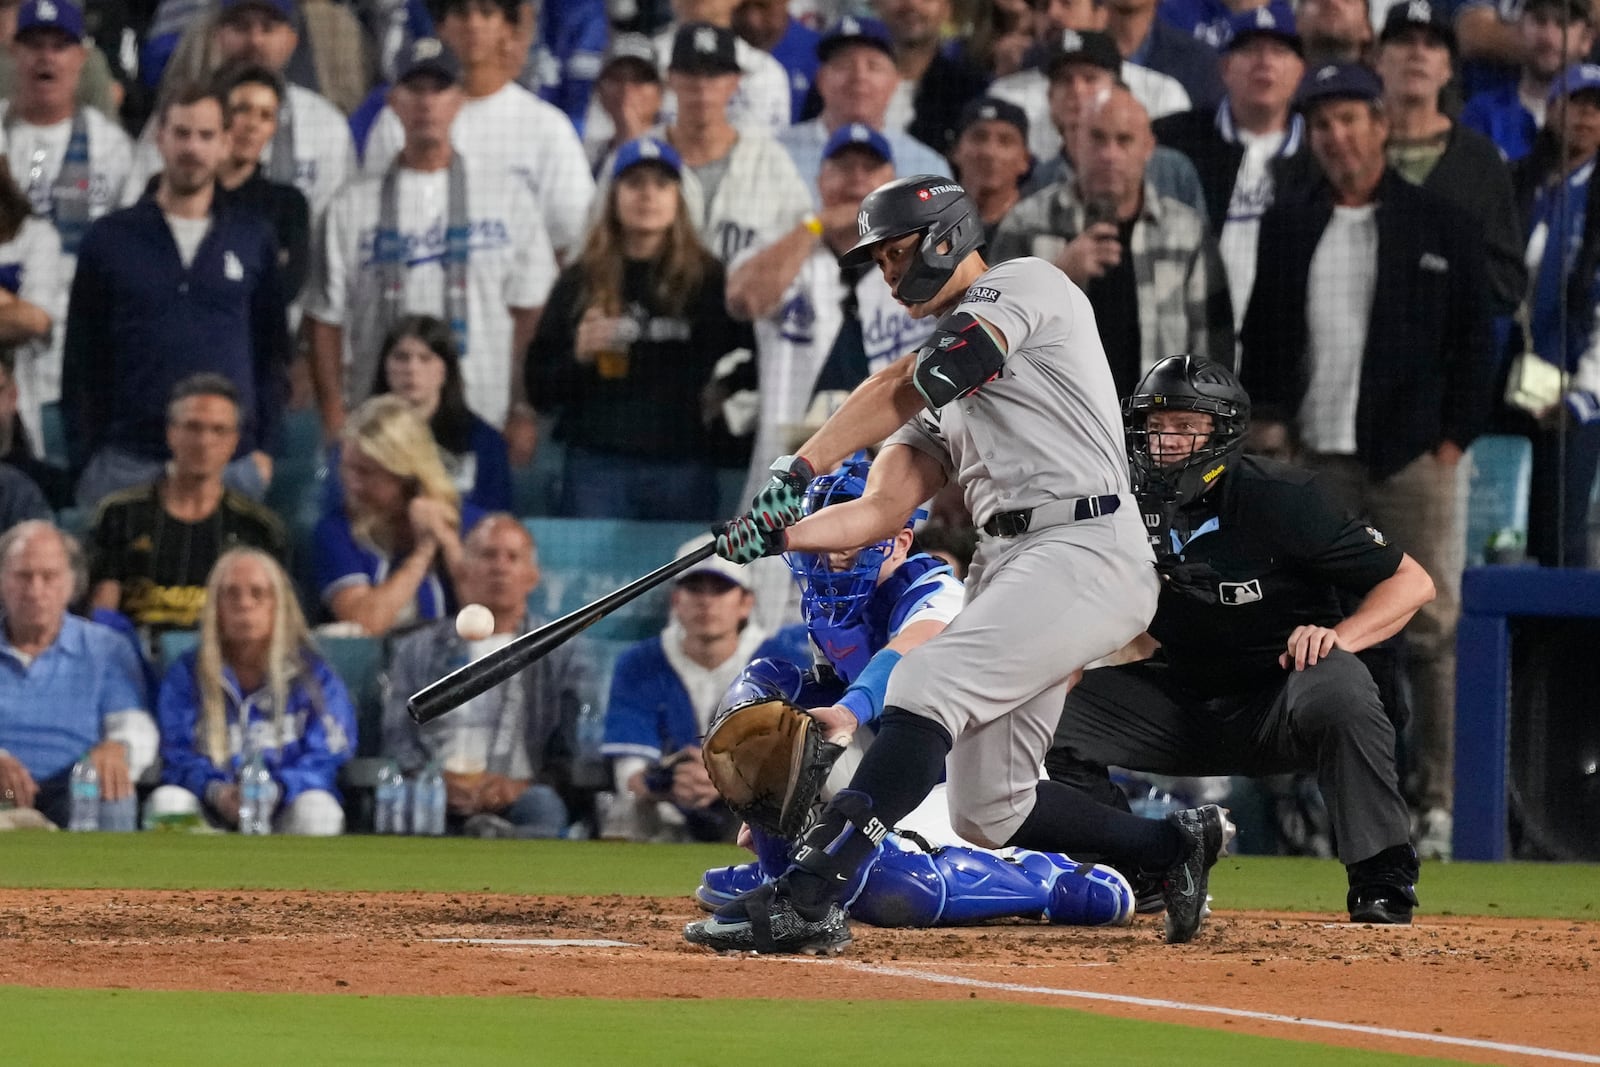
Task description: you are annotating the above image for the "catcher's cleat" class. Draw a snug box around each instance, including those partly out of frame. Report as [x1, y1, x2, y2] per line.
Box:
[1128, 871, 1166, 915]
[694, 861, 771, 913]
[683, 884, 851, 956]
[1161, 804, 1234, 945]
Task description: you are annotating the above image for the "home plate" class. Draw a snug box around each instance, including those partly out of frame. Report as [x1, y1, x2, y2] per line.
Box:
[430, 938, 639, 948]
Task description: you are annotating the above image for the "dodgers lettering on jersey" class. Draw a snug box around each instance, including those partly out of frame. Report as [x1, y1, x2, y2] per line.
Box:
[355, 217, 516, 269]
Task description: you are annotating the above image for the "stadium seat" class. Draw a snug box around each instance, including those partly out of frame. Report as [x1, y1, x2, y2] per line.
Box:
[523, 517, 710, 641]
[158, 628, 199, 667]
[1463, 435, 1533, 565]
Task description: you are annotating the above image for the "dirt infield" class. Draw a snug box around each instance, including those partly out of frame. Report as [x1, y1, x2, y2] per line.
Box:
[1, 889, 1595, 1063]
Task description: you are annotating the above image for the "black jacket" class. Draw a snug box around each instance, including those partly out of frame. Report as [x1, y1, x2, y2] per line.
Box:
[1240, 169, 1495, 478]
[907, 51, 991, 156]
[1415, 122, 1525, 316]
[1152, 106, 1322, 234]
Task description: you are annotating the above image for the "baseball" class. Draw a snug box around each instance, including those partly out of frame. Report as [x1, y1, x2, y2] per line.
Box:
[455, 603, 495, 641]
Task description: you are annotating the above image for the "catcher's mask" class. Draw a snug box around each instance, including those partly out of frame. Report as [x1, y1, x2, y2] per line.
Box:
[784, 456, 925, 627]
[1123, 354, 1251, 509]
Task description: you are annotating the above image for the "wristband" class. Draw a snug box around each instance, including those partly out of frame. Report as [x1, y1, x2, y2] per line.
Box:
[803, 214, 824, 237]
[839, 648, 902, 724]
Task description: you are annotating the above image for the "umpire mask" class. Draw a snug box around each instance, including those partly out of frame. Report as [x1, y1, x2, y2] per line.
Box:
[1124, 355, 1251, 509]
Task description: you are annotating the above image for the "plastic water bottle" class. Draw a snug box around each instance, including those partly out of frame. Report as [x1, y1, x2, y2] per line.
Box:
[68, 758, 99, 832]
[411, 760, 446, 836]
[238, 750, 276, 835]
[573, 702, 608, 789]
[99, 791, 138, 832]
[375, 760, 407, 834]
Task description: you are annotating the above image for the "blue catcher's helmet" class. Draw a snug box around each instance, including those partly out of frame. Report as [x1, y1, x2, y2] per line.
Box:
[785, 455, 924, 626]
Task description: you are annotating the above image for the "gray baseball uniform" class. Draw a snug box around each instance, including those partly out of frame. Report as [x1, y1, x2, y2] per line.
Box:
[883, 256, 1160, 846]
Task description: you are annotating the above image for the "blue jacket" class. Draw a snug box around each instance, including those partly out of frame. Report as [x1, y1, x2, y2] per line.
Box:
[601, 631, 809, 763]
[157, 648, 356, 804]
[1461, 83, 1537, 164]
[770, 18, 823, 124]
[533, 0, 608, 133]
[62, 195, 290, 466]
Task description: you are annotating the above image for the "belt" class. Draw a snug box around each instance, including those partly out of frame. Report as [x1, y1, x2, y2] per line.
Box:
[981, 494, 1122, 538]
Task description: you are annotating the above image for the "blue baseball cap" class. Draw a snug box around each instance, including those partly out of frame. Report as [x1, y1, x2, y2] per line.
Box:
[1549, 62, 1600, 102]
[219, 0, 294, 22]
[1296, 61, 1383, 110]
[823, 123, 894, 164]
[15, 0, 85, 41]
[396, 37, 462, 85]
[613, 137, 682, 180]
[818, 15, 895, 64]
[1221, 6, 1303, 55]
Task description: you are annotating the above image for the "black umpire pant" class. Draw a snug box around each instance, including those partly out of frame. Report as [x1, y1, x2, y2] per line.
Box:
[1045, 650, 1410, 866]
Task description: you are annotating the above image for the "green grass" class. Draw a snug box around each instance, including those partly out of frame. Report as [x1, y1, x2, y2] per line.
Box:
[0, 987, 1472, 1066]
[3, 834, 1597, 920]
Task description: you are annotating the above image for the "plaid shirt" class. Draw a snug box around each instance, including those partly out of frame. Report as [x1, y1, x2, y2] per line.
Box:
[990, 179, 1235, 375]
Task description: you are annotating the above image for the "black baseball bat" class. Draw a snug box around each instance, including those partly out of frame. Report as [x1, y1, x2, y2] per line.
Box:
[407, 539, 719, 724]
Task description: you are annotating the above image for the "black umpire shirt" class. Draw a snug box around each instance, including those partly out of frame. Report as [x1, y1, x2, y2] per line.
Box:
[1144, 455, 1403, 696]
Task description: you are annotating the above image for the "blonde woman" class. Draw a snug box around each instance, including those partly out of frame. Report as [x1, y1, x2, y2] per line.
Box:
[313, 395, 486, 635]
[148, 549, 356, 835]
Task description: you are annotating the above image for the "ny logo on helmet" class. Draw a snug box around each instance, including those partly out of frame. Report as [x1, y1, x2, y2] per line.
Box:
[695, 26, 717, 52]
[858, 210, 870, 234]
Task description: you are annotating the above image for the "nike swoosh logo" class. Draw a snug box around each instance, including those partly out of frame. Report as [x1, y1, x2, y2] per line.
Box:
[1179, 867, 1195, 897]
[927, 364, 956, 389]
[825, 642, 859, 659]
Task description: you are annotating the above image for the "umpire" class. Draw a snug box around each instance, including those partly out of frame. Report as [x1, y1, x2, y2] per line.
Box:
[1046, 355, 1432, 924]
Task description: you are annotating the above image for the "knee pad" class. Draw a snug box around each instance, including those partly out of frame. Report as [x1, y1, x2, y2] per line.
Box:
[279, 790, 346, 836]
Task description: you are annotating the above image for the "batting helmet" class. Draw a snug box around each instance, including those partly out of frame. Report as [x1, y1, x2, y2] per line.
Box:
[840, 174, 985, 304]
[1123, 355, 1251, 507]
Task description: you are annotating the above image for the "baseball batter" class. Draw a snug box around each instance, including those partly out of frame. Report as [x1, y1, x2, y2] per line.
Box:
[689, 174, 1233, 955]
[691, 458, 1137, 933]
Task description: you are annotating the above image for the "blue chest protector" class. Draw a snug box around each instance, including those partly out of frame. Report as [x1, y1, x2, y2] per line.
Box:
[807, 554, 951, 684]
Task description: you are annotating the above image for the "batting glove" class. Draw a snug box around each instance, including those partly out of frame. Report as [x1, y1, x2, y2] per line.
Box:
[749, 454, 816, 531]
[715, 515, 787, 564]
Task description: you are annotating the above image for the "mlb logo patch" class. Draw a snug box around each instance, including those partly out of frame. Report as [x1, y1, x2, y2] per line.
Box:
[1218, 579, 1263, 605]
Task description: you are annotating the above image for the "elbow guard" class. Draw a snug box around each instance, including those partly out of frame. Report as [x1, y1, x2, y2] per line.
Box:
[912, 311, 1006, 410]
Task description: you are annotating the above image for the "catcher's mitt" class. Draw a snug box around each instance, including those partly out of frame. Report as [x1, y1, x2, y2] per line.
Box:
[701, 698, 845, 838]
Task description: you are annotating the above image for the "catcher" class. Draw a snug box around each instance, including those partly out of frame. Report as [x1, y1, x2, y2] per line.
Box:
[693, 458, 1135, 941]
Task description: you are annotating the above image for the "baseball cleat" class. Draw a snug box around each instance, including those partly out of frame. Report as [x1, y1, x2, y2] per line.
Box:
[694, 861, 772, 913]
[1161, 804, 1235, 945]
[683, 884, 851, 956]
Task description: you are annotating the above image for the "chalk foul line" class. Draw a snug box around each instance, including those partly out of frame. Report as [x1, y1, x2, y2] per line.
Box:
[835, 962, 1600, 1064]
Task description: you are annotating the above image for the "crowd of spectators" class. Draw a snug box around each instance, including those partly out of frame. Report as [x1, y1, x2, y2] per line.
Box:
[1, 0, 1598, 860]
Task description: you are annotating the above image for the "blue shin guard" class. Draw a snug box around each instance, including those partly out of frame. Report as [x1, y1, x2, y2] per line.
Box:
[847, 840, 1053, 927]
[1012, 851, 1136, 927]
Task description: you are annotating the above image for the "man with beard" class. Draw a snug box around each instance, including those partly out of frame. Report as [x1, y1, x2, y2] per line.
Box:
[62, 82, 289, 511]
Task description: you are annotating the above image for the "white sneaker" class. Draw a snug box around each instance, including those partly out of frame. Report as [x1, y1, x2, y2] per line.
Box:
[1417, 807, 1452, 862]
